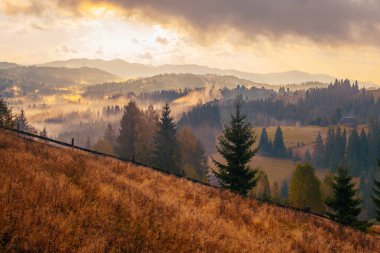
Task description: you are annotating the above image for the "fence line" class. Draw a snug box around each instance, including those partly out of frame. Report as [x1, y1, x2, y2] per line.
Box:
[0, 126, 330, 221]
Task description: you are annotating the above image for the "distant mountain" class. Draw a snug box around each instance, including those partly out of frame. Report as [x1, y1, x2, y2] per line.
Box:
[41, 58, 337, 85]
[0, 62, 19, 69]
[0, 66, 119, 87]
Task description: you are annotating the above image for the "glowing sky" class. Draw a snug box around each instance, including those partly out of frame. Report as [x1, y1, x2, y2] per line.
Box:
[1, 0, 380, 83]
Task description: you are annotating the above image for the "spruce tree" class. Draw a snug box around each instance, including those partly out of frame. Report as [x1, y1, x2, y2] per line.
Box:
[324, 127, 336, 170]
[212, 101, 258, 195]
[258, 128, 272, 155]
[359, 128, 369, 173]
[346, 129, 361, 176]
[325, 166, 368, 230]
[304, 149, 312, 163]
[313, 132, 324, 168]
[372, 161, 380, 222]
[151, 103, 179, 173]
[115, 101, 142, 160]
[0, 96, 13, 128]
[273, 126, 287, 158]
[104, 123, 116, 144]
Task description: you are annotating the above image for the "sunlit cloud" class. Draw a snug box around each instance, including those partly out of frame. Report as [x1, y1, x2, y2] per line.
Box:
[0, 0, 379, 84]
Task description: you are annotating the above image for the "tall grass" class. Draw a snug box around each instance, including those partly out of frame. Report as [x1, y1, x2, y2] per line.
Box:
[0, 130, 379, 252]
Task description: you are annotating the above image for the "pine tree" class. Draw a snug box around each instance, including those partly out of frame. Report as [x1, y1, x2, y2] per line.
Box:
[259, 128, 272, 156]
[335, 126, 346, 166]
[0, 96, 13, 128]
[104, 123, 116, 144]
[115, 101, 142, 160]
[14, 109, 36, 133]
[212, 101, 258, 195]
[346, 129, 361, 176]
[359, 128, 369, 173]
[325, 166, 368, 230]
[273, 126, 287, 158]
[372, 161, 380, 222]
[324, 127, 336, 170]
[304, 149, 312, 163]
[151, 103, 179, 173]
[313, 132, 324, 168]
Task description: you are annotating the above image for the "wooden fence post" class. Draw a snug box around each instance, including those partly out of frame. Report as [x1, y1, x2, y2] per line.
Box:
[71, 138, 74, 147]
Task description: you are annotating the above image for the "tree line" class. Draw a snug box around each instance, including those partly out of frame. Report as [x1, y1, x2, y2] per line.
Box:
[92, 101, 208, 182]
[258, 127, 290, 158]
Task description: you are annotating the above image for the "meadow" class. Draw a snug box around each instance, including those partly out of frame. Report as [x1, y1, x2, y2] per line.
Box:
[1, 130, 379, 252]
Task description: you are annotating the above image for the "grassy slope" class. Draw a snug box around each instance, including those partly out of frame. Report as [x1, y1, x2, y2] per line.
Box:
[1, 131, 379, 252]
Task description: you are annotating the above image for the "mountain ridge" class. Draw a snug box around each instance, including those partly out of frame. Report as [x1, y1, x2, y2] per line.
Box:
[40, 58, 339, 85]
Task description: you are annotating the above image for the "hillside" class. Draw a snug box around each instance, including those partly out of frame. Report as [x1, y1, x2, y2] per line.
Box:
[42, 58, 336, 85]
[0, 66, 119, 87]
[1, 130, 379, 252]
[84, 73, 265, 96]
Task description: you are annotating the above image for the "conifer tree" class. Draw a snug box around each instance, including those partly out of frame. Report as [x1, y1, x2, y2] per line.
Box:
[104, 123, 116, 144]
[212, 101, 258, 195]
[0, 96, 13, 128]
[151, 103, 179, 173]
[115, 101, 142, 160]
[324, 127, 336, 170]
[372, 161, 380, 222]
[14, 109, 36, 133]
[325, 166, 368, 230]
[346, 129, 361, 176]
[359, 128, 369, 173]
[304, 149, 312, 163]
[273, 126, 287, 158]
[313, 132, 324, 168]
[335, 126, 346, 166]
[259, 128, 272, 155]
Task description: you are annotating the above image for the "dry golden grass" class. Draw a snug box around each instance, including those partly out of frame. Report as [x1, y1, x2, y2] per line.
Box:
[0, 130, 379, 252]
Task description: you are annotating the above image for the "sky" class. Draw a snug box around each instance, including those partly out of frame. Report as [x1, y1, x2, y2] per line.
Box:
[0, 0, 380, 83]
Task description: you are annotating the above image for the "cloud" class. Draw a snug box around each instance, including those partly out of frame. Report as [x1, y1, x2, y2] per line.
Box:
[2, 0, 380, 46]
[139, 52, 153, 59]
[56, 45, 77, 54]
[155, 36, 169, 45]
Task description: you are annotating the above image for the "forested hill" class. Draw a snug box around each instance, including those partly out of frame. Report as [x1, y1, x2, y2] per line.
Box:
[83, 73, 266, 97]
[180, 79, 380, 128]
[0, 66, 119, 88]
[1, 130, 379, 252]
